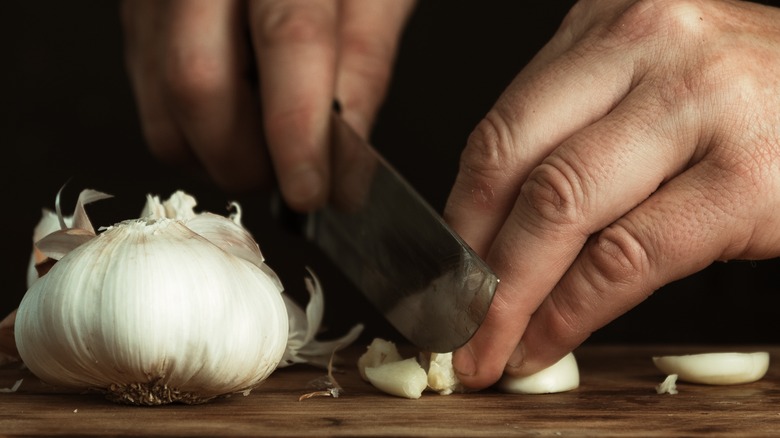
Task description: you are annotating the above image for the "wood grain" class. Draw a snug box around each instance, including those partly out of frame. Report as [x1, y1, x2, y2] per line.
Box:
[2, 344, 779, 437]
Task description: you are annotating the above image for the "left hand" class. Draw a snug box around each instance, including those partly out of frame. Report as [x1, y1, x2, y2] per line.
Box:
[446, 0, 780, 389]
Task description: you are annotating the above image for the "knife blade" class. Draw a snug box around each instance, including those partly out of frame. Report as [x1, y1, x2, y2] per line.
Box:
[272, 110, 498, 353]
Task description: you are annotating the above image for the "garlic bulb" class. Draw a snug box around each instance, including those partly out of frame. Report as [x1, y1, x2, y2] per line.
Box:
[14, 190, 291, 405]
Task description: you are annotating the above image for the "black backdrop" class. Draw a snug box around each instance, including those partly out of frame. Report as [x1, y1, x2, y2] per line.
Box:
[2, 1, 778, 346]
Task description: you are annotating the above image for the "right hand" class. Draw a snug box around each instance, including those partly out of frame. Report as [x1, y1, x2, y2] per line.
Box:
[121, 0, 416, 212]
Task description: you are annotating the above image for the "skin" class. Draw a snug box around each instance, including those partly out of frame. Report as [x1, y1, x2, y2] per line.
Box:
[121, 0, 780, 390]
[120, 0, 416, 211]
[447, 0, 780, 389]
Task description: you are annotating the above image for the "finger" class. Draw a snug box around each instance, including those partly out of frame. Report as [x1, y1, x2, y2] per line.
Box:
[120, 0, 192, 169]
[249, 0, 339, 211]
[163, 0, 271, 192]
[452, 76, 700, 388]
[443, 23, 635, 259]
[335, 0, 416, 137]
[513, 149, 780, 376]
[446, 4, 666, 387]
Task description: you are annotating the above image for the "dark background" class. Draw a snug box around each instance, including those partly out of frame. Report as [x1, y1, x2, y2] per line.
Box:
[2, 1, 779, 346]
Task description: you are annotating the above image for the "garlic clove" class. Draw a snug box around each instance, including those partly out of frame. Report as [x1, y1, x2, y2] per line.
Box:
[141, 191, 197, 220]
[497, 352, 580, 394]
[364, 358, 428, 399]
[652, 352, 769, 385]
[357, 338, 404, 381]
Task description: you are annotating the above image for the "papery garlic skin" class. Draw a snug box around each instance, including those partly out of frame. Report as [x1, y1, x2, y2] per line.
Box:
[15, 217, 288, 405]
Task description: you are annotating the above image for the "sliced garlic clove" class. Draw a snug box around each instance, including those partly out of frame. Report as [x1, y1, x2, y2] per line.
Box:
[652, 352, 769, 385]
[357, 338, 403, 381]
[364, 357, 428, 399]
[427, 352, 461, 395]
[497, 352, 580, 394]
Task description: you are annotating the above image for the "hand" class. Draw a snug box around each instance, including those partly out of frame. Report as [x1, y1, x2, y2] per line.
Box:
[121, 0, 415, 211]
[446, 0, 780, 389]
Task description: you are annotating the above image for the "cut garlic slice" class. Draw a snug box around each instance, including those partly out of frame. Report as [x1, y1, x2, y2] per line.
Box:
[364, 358, 428, 399]
[497, 352, 580, 394]
[427, 352, 460, 395]
[357, 338, 403, 381]
[652, 352, 769, 385]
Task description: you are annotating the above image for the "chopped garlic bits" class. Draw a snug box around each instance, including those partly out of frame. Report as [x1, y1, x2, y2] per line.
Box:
[652, 352, 770, 385]
[427, 352, 461, 395]
[357, 338, 456, 399]
[497, 352, 580, 394]
[655, 374, 679, 395]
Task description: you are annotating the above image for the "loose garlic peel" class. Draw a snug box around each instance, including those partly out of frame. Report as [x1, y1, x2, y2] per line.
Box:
[497, 352, 580, 394]
[15, 189, 361, 405]
[652, 352, 769, 385]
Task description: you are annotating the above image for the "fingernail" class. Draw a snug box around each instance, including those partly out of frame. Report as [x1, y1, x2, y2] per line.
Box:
[285, 165, 322, 208]
[506, 341, 526, 370]
[453, 343, 477, 377]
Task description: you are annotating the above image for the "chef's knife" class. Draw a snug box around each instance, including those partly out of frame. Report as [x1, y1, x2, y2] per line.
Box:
[272, 110, 498, 353]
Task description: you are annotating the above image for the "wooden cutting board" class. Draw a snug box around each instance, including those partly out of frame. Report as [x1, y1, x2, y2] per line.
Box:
[1, 344, 779, 437]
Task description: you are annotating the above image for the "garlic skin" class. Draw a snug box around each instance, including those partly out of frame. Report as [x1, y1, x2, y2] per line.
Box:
[280, 268, 363, 369]
[652, 352, 769, 385]
[15, 190, 290, 405]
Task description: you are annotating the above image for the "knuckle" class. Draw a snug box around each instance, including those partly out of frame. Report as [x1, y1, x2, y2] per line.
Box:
[542, 222, 652, 345]
[163, 49, 227, 111]
[254, 3, 332, 46]
[587, 221, 650, 287]
[603, 0, 707, 45]
[544, 295, 593, 348]
[339, 36, 394, 94]
[460, 112, 517, 187]
[520, 154, 587, 231]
